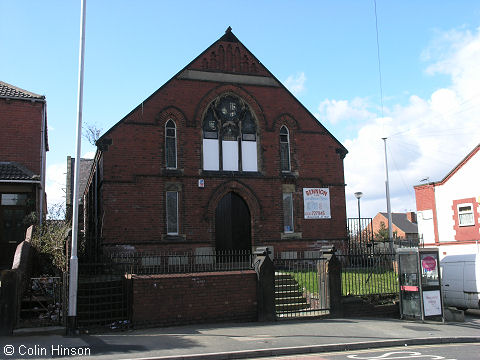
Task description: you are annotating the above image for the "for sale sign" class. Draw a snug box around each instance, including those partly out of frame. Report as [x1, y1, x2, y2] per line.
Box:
[303, 188, 331, 219]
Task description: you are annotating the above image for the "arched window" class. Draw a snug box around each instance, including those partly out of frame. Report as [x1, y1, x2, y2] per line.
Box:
[202, 94, 258, 172]
[241, 111, 257, 171]
[165, 120, 177, 169]
[202, 108, 219, 170]
[280, 126, 290, 172]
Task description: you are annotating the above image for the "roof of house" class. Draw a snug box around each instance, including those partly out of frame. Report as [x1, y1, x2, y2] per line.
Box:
[380, 212, 418, 234]
[0, 162, 39, 182]
[414, 143, 480, 188]
[0, 81, 44, 100]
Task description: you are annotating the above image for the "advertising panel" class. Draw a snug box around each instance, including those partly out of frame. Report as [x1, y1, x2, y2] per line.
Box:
[303, 188, 331, 219]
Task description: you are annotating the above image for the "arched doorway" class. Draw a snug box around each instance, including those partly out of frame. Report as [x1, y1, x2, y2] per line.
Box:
[215, 192, 251, 252]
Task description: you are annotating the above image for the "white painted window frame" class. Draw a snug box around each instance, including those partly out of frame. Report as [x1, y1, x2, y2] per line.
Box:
[457, 202, 475, 227]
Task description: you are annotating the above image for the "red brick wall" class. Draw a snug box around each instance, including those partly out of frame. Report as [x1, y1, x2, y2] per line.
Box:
[452, 197, 480, 242]
[95, 78, 347, 251]
[414, 184, 439, 244]
[131, 271, 257, 326]
[83, 36, 348, 254]
[0, 98, 43, 174]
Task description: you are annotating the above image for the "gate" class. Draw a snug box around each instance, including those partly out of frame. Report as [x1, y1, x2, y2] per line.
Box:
[274, 251, 330, 319]
[18, 275, 66, 328]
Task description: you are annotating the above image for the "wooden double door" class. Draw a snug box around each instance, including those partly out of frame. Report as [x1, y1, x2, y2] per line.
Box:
[215, 192, 251, 252]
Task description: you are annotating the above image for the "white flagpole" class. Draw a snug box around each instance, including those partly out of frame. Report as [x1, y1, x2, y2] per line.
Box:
[68, 0, 86, 334]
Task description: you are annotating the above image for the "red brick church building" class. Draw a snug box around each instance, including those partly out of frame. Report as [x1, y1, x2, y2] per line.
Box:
[83, 28, 348, 258]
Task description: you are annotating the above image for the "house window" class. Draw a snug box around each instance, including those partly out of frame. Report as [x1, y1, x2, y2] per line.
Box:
[280, 126, 291, 172]
[283, 192, 294, 233]
[202, 94, 257, 172]
[166, 191, 178, 234]
[458, 203, 474, 226]
[165, 120, 177, 169]
[1, 194, 28, 206]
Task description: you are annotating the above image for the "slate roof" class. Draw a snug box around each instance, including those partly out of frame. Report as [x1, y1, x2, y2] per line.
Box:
[380, 212, 418, 234]
[66, 158, 94, 206]
[0, 162, 38, 181]
[0, 81, 44, 100]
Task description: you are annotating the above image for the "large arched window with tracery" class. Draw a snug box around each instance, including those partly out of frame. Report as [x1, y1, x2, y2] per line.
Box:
[202, 95, 258, 172]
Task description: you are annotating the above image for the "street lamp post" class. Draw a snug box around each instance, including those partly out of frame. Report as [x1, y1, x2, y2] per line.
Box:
[354, 192, 363, 246]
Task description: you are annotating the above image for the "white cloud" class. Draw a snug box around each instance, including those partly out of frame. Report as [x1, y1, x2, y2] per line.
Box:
[342, 27, 480, 219]
[82, 151, 95, 159]
[46, 162, 66, 210]
[316, 97, 375, 124]
[284, 72, 306, 95]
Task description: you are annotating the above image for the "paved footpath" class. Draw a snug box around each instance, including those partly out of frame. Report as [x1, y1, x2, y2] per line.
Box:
[2, 315, 480, 360]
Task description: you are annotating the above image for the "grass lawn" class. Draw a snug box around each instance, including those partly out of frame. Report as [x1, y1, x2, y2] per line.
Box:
[342, 268, 398, 295]
[287, 269, 398, 296]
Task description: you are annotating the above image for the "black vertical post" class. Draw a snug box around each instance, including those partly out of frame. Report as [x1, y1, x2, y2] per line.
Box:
[254, 249, 275, 322]
[328, 253, 343, 317]
[0, 270, 18, 335]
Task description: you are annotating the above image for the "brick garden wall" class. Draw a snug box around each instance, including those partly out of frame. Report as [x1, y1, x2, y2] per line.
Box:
[131, 270, 257, 327]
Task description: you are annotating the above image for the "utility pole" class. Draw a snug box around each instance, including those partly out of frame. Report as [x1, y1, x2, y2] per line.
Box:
[68, 0, 86, 335]
[382, 137, 394, 252]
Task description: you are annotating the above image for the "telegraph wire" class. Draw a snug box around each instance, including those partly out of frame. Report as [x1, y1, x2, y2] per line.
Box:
[374, 0, 384, 120]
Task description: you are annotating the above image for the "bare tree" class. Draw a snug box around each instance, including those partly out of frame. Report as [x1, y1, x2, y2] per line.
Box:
[83, 122, 103, 146]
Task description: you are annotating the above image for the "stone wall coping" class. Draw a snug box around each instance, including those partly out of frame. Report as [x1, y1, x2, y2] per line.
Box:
[131, 270, 256, 279]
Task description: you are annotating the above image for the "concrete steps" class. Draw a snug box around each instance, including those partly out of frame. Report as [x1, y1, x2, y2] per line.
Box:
[275, 272, 310, 313]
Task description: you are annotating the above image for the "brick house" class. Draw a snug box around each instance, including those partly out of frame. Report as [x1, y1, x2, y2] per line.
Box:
[83, 28, 348, 258]
[414, 144, 480, 258]
[370, 212, 418, 242]
[0, 81, 48, 269]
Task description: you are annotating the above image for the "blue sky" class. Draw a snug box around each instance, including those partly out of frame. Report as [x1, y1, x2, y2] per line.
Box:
[1, 1, 480, 219]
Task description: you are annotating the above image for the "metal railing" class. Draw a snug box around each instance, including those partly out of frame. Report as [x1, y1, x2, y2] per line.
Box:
[338, 253, 397, 297]
[77, 250, 254, 276]
[106, 250, 254, 275]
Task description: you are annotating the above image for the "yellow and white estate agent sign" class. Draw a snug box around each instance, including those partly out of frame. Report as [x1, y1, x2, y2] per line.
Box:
[303, 188, 331, 219]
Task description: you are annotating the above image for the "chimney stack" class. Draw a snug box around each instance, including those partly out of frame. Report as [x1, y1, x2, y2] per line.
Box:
[406, 211, 417, 224]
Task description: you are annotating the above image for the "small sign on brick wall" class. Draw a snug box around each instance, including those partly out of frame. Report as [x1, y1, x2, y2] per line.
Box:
[303, 188, 331, 219]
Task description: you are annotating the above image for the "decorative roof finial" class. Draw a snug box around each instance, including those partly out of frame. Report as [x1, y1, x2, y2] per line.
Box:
[226, 26, 232, 33]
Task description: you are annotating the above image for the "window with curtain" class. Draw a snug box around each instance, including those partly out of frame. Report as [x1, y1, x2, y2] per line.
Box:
[458, 203, 474, 226]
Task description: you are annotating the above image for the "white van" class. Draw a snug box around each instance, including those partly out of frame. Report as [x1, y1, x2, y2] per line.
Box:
[441, 254, 480, 310]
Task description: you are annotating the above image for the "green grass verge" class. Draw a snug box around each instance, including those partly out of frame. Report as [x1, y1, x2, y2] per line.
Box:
[286, 269, 398, 296]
